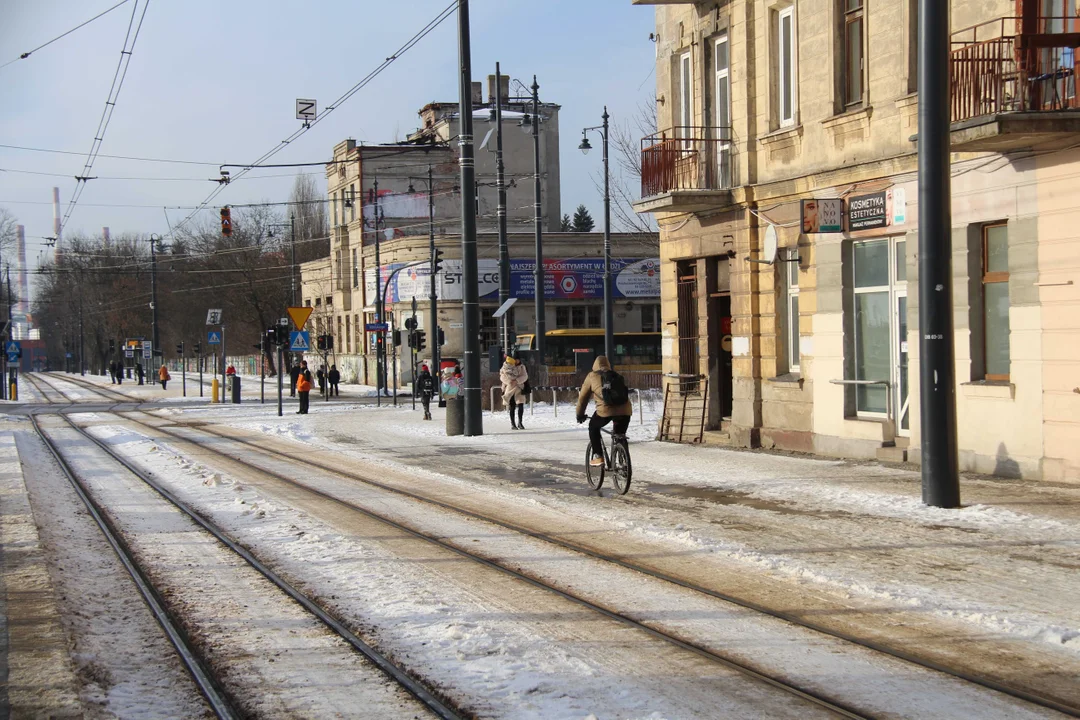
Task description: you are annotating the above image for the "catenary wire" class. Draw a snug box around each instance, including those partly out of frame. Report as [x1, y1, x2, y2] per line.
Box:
[0, 0, 132, 71]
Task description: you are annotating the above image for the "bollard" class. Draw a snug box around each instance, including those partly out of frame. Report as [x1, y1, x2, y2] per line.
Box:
[490, 386, 499, 414]
[211, 377, 219, 403]
[552, 388, 558, 418]
[231, 375, 241, 404]
[445, 395, 464, 436]
[634, 389, 644, 425]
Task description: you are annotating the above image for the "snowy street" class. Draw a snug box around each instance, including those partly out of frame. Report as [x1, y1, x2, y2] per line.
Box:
[3, 371, 1079, 719]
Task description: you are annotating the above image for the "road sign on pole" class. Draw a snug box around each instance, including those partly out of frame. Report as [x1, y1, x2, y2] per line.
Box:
[289, 331, 310, 352]
[206, 309, 223, 325]
[287, 306, 313, 330]
[142, 340, 152, 360]
[207, 331, 222, 345]
[365, 322, 388, 332]
[296, 98, 316, 122]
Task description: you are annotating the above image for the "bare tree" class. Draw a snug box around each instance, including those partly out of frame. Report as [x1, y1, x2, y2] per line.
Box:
[289, 173, 329, 263]
[592, 101, 660, 237]
[0, 207, 19, 258]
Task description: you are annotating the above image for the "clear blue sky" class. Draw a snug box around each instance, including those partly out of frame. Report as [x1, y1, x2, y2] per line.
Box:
[0, 0, 657, 269]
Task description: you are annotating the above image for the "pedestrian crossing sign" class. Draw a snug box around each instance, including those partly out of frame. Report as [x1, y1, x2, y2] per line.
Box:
[207, 331, 222, 345]
[289, 331, 310, 352]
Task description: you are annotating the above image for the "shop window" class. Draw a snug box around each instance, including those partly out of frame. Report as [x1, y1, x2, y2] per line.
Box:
[556, 306, 570, 329]
[642, 304, 661, 333]
[982, 224, 1010, 381]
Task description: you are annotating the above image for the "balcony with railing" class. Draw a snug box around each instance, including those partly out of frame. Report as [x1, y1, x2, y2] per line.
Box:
[633, 126, 735, 214]
[950, 11, 1080, 151]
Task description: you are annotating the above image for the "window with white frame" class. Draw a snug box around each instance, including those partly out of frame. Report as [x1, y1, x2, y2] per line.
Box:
[777, 5, 797, 127]
[715, 33, 733, 188]
[680, 51, 694, 147]
[352, 249, 359, 288]
[783, 248, 800, 372]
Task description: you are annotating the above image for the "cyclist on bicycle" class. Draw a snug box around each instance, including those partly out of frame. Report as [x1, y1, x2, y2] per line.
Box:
[576, 356, 633, 466]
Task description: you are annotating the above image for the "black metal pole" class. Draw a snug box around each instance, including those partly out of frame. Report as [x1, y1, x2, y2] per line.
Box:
[411, 296, 417, 411]
[918, 0, 960, 508]
[182, 346, 186, 397]
[150, 235, 159, 363]
[290, 213, 297, 305]
[374, 175, 385, 402]
[495, 62, 510, 353]
[78, 293, 84, 376]
[601, 107, 614, 363]
[199, 350, 203, 397]
[458, 0, 482, 435]
[531, 76, 546, 362]
[277, 344, 283, 417]
[428, 165, 441, 404]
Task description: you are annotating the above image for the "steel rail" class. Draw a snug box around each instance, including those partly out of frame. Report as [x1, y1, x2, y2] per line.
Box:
[55, 411, 465, 720]
[30, 413, 238, 719]
[135, 413, 1080, 719]
[120, 415, 870, 719]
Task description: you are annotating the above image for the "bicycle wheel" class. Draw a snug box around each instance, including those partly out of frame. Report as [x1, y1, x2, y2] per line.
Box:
[585, 442, 604, 490]
[611, 442, 632, 495]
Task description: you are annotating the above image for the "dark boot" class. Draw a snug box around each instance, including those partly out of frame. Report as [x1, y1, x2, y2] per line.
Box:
[508, 407, 518, 430]
[516, 404, 524, 430]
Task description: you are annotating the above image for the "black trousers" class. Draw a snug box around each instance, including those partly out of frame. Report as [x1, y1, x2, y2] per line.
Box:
[161, 381, 167, 390]
[330, 381, 339, 396]
[421, 394, 431, 416]
[589, 414, 631, 459]
[508, 397, 524, 425]
[299, 391, 310, 414]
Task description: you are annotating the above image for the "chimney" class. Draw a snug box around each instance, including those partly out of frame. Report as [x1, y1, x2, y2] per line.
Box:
[487, 74, 510, 104]
[102, 227, 110, 247]
[471, 81, 482, 105]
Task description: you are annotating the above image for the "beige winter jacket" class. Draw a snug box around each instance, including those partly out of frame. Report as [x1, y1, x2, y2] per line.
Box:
[500, 358, 528, 403]
[576, 356, 633, 418]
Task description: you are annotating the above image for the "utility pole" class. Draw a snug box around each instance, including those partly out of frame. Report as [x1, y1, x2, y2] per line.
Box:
[918, 0, 960, 507]
[427, 165, 441, 400]
[290, 212, 297, 306]
[601, 107, 613, 362]
[457, 0, 483, 435]
[78, 293, 84, 376]
[410, 296, 418, 411]
[149, 234, 160, 365]
[373, 175, 386, 403]
[495, 62, 510, 354]
[530, 76, 546, 362]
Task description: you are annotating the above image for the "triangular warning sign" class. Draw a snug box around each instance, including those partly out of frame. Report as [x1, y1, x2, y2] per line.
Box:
[288, 306, 313, 330]
[291, 333, 309, 349]
[208, 332, 221, 343]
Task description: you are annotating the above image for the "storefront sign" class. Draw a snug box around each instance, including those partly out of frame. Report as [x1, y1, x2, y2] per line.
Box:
[848, 192, 889, 231]
[801, 198, 844, 233]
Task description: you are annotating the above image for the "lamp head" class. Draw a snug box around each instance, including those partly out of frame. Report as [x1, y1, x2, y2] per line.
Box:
[578, 134, 593, 155]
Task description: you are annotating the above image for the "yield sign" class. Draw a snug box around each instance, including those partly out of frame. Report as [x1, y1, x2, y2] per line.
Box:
[287, 306, 313, 330]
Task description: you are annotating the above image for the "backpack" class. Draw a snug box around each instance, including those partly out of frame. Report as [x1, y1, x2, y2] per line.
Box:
[600, 369, 629, 406]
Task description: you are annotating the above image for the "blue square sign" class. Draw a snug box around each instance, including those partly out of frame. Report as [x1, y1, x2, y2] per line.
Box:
[289, 331, 310, 352]
[207, 331, 222, 345]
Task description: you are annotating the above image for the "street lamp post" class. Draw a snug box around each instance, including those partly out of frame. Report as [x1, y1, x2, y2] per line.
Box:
[373, 175, 387, 402]
[149, 234, 162, 365]
[579, 107, 614, 362]
[521, 76, 545, 362]
[408, 168, 442, 394]
[494, 63, 510, 354]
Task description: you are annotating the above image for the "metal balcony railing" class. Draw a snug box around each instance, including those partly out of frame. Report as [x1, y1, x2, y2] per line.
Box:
[640, 126, 733, 198]
[951, 15, 1079, 123]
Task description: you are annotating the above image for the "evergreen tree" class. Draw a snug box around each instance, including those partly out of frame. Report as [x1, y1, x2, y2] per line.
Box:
[559, 214, 572, 232]
[571, 204, 595, 232]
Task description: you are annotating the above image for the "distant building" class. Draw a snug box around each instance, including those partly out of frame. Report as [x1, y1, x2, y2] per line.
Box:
[301, 76, 660, 384]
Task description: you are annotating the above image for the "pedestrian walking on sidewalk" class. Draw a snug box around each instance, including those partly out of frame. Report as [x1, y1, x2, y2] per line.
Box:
[316, 364, 326, 395]
[136, 363, 145, 386]
[289, 362, 301, 398]
[417, 364, 435, 420]
[109, 361, 117, 384]
[500, 350, 528, 430]
[328, 365, 340, 397]
[296, 360, 313, 414]
[158, 364, 171, 390]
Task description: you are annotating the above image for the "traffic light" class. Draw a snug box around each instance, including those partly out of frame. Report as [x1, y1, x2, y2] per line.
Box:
[406, 330, 415, 349]
[193, 342, 202, 355]
[316, 334, 326, 351]
[438, 328, 446, 346]
[220, 207, 232, 237]
[404, 317, 417, 331]
[325, 335, 334, 351]
[432, 248, 444, 274]
[415, 329, 426, 353]
[393, 329, 402, 347]
[176, 341, 185, 356]
[109, 339, 115, 353]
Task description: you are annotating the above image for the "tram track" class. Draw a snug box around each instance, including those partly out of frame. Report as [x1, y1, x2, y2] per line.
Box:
[51, 371, 1080, 717]
[29, 396, 464, 720]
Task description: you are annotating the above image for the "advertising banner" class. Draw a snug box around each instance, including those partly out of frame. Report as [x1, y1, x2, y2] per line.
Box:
[368, 258, 661, 304]
[848, 191, 889, 231]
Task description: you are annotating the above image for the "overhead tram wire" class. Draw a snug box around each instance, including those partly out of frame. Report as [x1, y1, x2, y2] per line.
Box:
[165, 0, 458, 241]
[0, 0, 132, 71]
[60, 0, 150, 234]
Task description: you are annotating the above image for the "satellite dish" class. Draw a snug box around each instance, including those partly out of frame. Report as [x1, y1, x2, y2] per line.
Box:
[763, 224, 778, 265]
[479, 128, 495, 151]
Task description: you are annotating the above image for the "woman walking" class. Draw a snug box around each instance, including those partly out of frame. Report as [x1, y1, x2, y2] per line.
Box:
[158, 364, 171, 390]
[499, 351, 529, 430]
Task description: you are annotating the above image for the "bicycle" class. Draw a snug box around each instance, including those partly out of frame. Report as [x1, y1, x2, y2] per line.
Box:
[586, 425, 632, 494]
